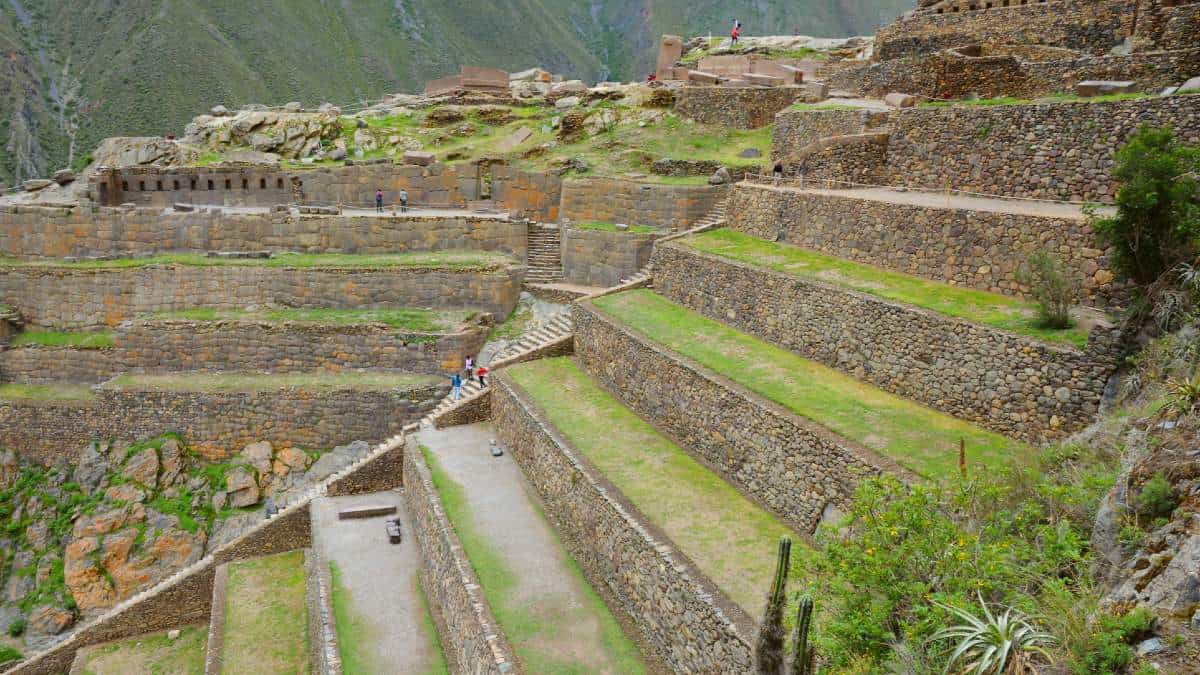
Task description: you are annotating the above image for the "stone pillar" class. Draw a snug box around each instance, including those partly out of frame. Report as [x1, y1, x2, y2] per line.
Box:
[656, 35, 684, 79]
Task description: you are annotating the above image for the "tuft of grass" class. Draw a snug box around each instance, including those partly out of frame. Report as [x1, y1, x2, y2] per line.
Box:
[571, 221, 659, 234]
[10, 331, 115, 349]
[223, 551, 309, 674]
[682, 229, 1092, 347]
[590, 290, 1024, 479]
[104, 371, 439, 393]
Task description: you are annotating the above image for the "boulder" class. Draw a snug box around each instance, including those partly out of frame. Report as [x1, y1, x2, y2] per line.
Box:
[687, 70, 720, 85]
[709, 166, 733, 185]
[22, 179, 52, 192]
[27, 606, 74, 636]
[238, 441, 274, 478]
[554, 96, 582, 110]
[317, 102, 341, 114]
[0, 448, 20, 491]
[229, 485, 261, 509]
[122, 447, 159, 488]
[1075, 80, 1136, 97]
[551, 80, 588, 96]
[305, 441, 371, 482]
[210, 105, 230, 117]
[496, 127, 534, 152]
[740, 148, 762, 158]
[90, 137, 186, 168]
[52, 169, 75, 185]
[284, 101, 303, 112]
[885, 92, 917, 108]
[352, 128, 378, 152]
[403, 150, 436, 166]
[329, 148, 347, 161]
[159, 439, 184, 487]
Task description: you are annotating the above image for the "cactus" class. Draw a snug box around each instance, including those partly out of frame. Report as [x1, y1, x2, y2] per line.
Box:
[789, 597, 816, 675]
[755, 537, 792, 674]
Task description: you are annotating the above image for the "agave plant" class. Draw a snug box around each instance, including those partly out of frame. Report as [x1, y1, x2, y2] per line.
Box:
[932, 595, 1055, 675]
[1162, 373, 1200, 418]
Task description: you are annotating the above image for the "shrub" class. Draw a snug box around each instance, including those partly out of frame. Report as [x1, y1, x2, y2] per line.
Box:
[1135, 473, 1177, 519]
[1090, 125, 1200, 285]
[7, 619, 25, 637]
[0, 646, 21, 664]
[1071, 607, 1156, 674]
[1019, 251, 1078, 329]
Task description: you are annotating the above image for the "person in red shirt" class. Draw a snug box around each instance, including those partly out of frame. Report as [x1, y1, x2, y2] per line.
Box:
[731, 20, 741, 46]
[476, 366, 489, 388]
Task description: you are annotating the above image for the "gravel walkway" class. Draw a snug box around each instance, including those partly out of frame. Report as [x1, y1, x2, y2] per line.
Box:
[312, 491, 444, 674]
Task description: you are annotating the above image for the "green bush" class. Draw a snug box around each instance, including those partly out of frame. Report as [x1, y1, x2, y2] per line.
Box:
[1019, 251, 1078, 329]
[1071, 607, 1156, 674]
[1135, 473, 1177, 519]
[7, 619, 25, 637]
[0, 646, 21, 664]
[1091, 125, 1200, 285]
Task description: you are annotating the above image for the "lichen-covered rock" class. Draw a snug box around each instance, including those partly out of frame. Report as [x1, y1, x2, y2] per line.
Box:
[27, 605, 73, 636]
[122, 447, 159, 488]
[182, 110, 339, 159]
[73, 442, 110, 493]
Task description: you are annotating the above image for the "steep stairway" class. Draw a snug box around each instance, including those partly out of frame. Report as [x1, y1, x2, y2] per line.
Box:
[524, 224, 563, 284]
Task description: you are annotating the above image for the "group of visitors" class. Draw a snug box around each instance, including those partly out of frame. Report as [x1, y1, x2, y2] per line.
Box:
[375, 187, 409, 213]
[450, 355, 489, 401]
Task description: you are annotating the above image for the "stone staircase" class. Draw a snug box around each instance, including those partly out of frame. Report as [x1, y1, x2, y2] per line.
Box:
[618, 195, 730, 289]
[525, 224, 563, 284]
[489, 310, 574, 363]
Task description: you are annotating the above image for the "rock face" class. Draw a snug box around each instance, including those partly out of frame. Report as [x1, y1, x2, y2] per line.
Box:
[90, 137, 191, 168]
[182, 110, 340, 159]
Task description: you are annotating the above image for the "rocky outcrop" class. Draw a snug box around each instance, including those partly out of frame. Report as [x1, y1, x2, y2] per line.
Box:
[182, 110, 340, 160]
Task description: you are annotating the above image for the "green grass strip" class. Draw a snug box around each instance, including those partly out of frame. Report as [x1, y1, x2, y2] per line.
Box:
[329, 561, 378, 675]
[223, 551, 309, 675]
[0, 383, 95, 401]
[419, 444, 645, 674]
[80, 625, 206, 675]
[507, 357, 807, 618]
[682, 229, 1089, 347]
[151, 307, 470, 333]
[0, 251, 511, 270]
[105, 371, 439, 393]
[572, 222, 659, 234]
[415, 576, 451, 675]
[591, 290, 1024, 479]
[10, 331, 115, 349]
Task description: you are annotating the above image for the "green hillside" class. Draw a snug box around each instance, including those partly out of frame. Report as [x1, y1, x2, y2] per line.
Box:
[0, 0, 912, 186]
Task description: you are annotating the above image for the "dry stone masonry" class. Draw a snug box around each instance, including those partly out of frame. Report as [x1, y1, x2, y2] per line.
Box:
[560, 226, 659, 288]
[654, 243, 1121, 442]
[559, 178, 727, 232]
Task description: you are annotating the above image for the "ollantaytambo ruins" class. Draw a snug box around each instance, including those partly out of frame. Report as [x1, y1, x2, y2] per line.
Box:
[0, 0, 1198, 672]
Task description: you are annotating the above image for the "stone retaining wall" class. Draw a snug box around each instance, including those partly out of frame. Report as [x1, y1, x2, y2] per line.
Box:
[874, 0, 1138, 60]
[0, 382, 446, 464]
[492, 166, 563, 222]
[828, 48, 1200, 100]
[491, 373, 755, 672]
[0, 323, 488, 384]
[675, 86, 803, 129]
[773, 94, 1200, 202]
[770, 109, 883, 158]
[560, 227, 658, 287]
[654, 243, 1120, 442]
[0, 264, 523, 330]
[573, 300, 905, 532]
[0, 205, 525, 259]
[402, 437, 516, 674]
[559, 178, 725, 232]
[727, 182, 1122, 306]
[6, 501, 312, 675]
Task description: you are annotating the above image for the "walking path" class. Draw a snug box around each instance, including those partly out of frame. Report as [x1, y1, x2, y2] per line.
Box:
[312, 491, 446, 674]
[415, 423, 645, 674]
[754, 182, 1115, 219]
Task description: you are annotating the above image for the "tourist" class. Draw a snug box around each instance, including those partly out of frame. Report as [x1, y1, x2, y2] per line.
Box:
[451, 372, 463, 401]
[375, 188, 384, 212]
[731, 20, 741, 46]
[400, 188, 409, 212]
[476, 366, 489, 388]
[465, 355, 475, 380]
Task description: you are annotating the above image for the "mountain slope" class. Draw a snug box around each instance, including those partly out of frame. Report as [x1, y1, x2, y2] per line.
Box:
[0, 0, 912, 186]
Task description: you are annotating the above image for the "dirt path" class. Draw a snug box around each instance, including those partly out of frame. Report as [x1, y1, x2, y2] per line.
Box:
[312, 491, 445, 675]
[415, 423, 645, 673]
[760, 182, 1116, 219]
